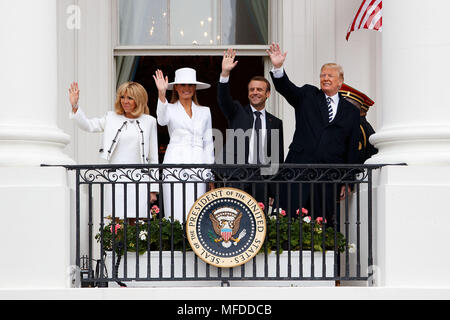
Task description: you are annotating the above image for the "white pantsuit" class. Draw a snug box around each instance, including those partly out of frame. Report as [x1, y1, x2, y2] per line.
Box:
[157, 99, 215, 222]
[70, 107, 159, 218]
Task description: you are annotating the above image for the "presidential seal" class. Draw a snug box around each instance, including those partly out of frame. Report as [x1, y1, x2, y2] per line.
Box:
[186, 187, 266, 268]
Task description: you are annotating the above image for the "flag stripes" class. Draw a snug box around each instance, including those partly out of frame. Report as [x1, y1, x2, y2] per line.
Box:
[346, 0, 382, 41]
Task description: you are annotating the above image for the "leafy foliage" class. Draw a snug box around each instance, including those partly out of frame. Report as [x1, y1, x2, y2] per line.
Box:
[95, 209, 190, 255]
[264, 213, 346, 254]
[96, 205, 347, 256]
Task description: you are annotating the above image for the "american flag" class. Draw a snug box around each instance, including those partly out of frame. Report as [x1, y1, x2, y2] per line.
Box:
[346, 0, 382, 41]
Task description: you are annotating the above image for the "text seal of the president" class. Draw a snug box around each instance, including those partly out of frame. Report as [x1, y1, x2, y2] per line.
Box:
[186, 187, 266, 268]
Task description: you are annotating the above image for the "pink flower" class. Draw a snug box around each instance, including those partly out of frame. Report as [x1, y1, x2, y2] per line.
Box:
[258, 202, 265, 210]
[315, 217, 327, 225]
[296, 208, 308, 216]
[151, 205, 160, 215]
[110, 224, 121, 234]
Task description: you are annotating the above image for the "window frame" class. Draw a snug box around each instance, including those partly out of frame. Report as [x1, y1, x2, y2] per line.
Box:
[111, 0, 281, 115]
[112, 0, 277, 56]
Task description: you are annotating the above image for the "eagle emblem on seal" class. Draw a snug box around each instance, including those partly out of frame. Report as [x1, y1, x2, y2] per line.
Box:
[209, 207, 247, 248]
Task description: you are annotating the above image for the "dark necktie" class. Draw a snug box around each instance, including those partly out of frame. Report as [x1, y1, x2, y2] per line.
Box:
[254, 111, 262, 164]
[327, 97, 333, 122]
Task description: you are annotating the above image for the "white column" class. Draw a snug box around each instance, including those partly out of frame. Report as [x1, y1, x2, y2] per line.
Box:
[0, 0, 73, 166]
[368, 0, 450, 288]
[368, 0, 450, 165]
[0, 0, 74, 289]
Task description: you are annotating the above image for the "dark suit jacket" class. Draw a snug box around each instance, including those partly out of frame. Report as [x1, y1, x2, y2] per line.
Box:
[270, 71, 360, 165]
[358, 116, 378, 163]
[217, 81, 284, 167]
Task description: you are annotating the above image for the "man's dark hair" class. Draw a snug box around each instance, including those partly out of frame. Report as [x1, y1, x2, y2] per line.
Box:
[249, 76, 271, 92]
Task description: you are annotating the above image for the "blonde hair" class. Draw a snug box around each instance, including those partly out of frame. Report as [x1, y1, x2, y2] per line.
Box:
[114, 82, 150, 117]
[321, 63, 344, 82]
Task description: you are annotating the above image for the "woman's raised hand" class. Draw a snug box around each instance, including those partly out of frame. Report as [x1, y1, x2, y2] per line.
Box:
[153, 69, 169, 103]
[69, 82, 79, 107]
[153, 69, 168, 92]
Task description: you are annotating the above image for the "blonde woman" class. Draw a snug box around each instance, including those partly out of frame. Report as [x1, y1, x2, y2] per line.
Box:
[69, 81, 159, 221]
[153, 68, 215, 222]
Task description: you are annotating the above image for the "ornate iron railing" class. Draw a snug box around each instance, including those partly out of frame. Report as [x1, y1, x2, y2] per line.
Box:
[60, 163, 387, 287]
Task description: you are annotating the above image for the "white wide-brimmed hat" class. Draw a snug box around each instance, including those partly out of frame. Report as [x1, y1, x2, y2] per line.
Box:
[167, 67, 211, 90]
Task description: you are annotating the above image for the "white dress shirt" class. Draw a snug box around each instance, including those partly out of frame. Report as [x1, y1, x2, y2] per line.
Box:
[271, 66, 285, 79]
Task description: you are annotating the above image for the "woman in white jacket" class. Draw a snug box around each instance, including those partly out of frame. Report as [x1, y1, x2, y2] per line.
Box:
[153, 68, 215, 222]
[68, 81, 159, 222]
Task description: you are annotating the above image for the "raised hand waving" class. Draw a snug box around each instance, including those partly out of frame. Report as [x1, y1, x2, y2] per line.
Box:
[221, 48, 238, 78]
[153, 69, 169, 103]
[266, 42, 287, 69]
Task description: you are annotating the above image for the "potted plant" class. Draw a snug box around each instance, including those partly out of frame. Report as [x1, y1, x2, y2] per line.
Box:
[262, 204, 347, 254]
[95, 205, 188, 255]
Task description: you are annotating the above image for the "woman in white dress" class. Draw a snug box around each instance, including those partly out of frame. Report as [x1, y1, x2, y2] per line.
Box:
[68, 81, 159, 222]
[153, 68, 215, 222]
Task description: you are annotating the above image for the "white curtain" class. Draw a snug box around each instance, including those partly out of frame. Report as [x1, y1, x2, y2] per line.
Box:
[118, 0, 267, 46]
[119, 0, 168, 45]
[222, 0, 236, 44]
[117, 0, 169, 87]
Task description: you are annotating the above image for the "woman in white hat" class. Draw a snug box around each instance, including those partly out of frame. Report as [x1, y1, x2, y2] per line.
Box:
[153, 68, 215, 222]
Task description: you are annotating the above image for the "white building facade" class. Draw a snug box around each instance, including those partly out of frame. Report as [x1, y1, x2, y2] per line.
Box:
[1, 0, 450, 299]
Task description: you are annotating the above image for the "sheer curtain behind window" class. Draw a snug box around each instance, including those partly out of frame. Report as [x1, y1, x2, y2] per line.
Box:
[170, 0, 219, 45]
[117, 0, 168, 87]
[119, 0, 168, 45]
[118, 0, 268, 46]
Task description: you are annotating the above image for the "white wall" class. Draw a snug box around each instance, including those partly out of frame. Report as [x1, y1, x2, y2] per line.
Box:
[57, 0, 114, 259]
[57, 0, 113, 165]
[335, 0, 380, 130]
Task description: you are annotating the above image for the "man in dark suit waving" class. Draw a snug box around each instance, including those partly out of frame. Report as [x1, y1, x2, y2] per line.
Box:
[267, 43, 360, 223]
[217, 48, 284, 205]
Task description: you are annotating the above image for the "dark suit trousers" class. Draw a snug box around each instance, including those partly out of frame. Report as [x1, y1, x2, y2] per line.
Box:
[277, 151, 341, 226]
